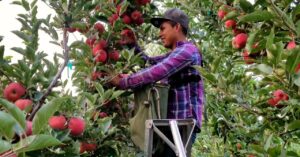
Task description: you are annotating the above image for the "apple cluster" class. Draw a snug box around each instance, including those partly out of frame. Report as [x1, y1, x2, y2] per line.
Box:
[218, 6, 298, 65]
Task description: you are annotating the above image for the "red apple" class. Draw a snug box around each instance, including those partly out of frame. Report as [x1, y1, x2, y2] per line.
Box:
[91, 72, 103, 80]
[232, 33, 248, 49]
[236, 143, 242, 150]
[136, 0, 151, 5]
[94, 22, 105, 34]
[15, 99, 33, 111]
[109, 50, 120, 61]
[242, 50, 254, 64]
[99, 112, 108, 118]
[273, 90, 285, 98]
[108, 14, 119, 25]
[225, 19, 236, 29]
[116, 5, 121, 14]
[287, 40, 296, 50]
[135, 17, 144, 25]
[94, 49, 107, 63]
[218, 10, 227, 19]
[122, 15, 132, 24]
[86, 37, 96, 48]
[295, 63, 300, 73]
[26, 121, 32, 136]
[68, 117, 85, 136]
[267, 98, 280, 106]
[80, 142, 97, 153]
[66, 27, 76, 33]
[131, 10, 142, 22]
[48, 115, 67, 130]
[93, 40, 107, 53]
[3, 82, 26, 102]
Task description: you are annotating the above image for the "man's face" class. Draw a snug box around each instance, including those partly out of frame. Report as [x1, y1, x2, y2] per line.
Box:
[159, 21, 177, 49]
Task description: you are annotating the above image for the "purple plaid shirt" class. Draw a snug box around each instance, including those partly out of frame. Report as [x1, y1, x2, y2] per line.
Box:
[120, 41, 205, 128]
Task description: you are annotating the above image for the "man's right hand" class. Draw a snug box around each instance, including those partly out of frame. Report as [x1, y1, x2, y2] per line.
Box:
[120, 28, 136, 46]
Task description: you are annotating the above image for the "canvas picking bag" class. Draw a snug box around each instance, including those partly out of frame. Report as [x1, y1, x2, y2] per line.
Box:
[129, 83, 169, 151]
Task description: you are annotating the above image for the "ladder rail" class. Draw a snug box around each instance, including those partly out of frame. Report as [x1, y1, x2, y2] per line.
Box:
[170, 120, 187, 157]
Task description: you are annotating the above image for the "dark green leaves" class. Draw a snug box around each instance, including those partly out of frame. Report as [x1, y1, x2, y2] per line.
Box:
[239, 11, 274, 23]
[14, 135, 62, 153]
[0, 98, 26, 131]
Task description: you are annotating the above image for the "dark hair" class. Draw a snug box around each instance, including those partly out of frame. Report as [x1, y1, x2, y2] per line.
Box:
[167, 20, 188, 36]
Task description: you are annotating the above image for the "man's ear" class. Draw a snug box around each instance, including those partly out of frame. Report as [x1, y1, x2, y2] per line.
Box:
[175, 23, 182, 33]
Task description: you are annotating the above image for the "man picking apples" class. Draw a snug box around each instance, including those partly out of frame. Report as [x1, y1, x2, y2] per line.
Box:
[110, 8, 204, 156]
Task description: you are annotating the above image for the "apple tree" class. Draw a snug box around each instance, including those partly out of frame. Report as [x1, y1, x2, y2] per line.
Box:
[0, 0, 160, 156]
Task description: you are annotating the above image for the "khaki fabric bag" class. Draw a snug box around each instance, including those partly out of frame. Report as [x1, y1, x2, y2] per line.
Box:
[129, 83, 169, 151]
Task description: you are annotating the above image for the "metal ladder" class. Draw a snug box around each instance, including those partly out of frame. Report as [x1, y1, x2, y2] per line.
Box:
[144, 119, 196, 157]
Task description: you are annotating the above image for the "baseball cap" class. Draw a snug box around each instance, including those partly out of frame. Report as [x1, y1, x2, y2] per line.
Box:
[150, 8, 189, 32]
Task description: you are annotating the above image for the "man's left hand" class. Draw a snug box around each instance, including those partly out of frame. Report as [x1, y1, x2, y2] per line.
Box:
[110, 74, 128, 87]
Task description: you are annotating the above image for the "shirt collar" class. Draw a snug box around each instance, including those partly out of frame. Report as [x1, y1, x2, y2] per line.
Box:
[176, 40, 190, 47]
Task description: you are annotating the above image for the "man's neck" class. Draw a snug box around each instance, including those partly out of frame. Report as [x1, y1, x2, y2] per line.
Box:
[172, 36, 187, 50]
[172, 38, 187, 50]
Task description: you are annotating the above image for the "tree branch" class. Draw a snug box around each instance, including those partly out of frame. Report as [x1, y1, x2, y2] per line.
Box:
[28, 28, 69, 120]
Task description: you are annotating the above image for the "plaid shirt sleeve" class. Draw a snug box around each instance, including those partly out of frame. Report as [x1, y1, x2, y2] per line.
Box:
[119, 45, 193, 89]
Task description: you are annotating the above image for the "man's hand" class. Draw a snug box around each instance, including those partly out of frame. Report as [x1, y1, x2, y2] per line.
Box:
[110, 74, 129, 87]
[120, 29, 136, 46]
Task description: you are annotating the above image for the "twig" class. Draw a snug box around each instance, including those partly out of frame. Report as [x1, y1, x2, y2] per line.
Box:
[0, 69, 13, 82]
[279, 128, 300, 136]
[28, 28, 69, 120]
[268, 0, 297, 35]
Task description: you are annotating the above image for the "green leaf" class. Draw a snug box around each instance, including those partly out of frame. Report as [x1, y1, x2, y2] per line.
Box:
[94, 83, 104, 95]
[287, 120, 300, 131]
[98, 118, 112, 133]
[270, 3, 296, 32]
[257, 64, 273, 74]
[245, 30, 258, 54]
[211, 56, 222, 73]
[18, 60, 30, 74]
[22, 0, 30, 11]
[0, 140, 11, 154]
[250, 144, 265, 153]
[264, 134, 273, 151]
[111, 90, 125, 100]
[30, 0, 38, 8]
[12, 31, 31, 42]
[32, 98, 66, 134]
[0, 111, 17, 139]
[286, 48, 300, 74]
[11, 1, 22, 6]
[292, 5, 300, 20]
[11, 47, 26, 55]
[223, 10, 239, 21]
[239, 0, 254, 13]
[0, 98, 26, 131]
[70, 41, 91, 54]
[14, 134, 62, 153]
[239, 11, 274, 23]
[294, 75, 300, 87]
[193, 65, 218, 84]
